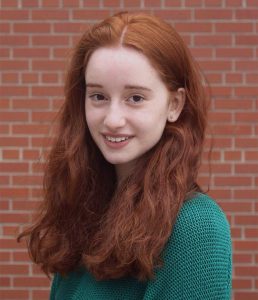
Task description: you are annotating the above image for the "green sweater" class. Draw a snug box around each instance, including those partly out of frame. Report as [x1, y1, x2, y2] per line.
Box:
[50, 193, 232, 299]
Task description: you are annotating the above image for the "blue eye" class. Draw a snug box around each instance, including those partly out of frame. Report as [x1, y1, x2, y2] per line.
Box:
[128, 95, 144, 104]
[89, 93, 106, 101]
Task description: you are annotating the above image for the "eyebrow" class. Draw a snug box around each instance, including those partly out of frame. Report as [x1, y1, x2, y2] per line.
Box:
[86, 83, 152, 92]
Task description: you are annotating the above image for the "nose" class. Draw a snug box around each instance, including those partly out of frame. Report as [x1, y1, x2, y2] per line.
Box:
[103, 102, 126, 130]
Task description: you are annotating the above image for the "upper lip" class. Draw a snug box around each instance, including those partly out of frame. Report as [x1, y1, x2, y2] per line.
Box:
[102, 133, 133, 138]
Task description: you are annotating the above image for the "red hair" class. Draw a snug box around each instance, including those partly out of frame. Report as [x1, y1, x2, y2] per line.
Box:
[18, 12, 208, 281]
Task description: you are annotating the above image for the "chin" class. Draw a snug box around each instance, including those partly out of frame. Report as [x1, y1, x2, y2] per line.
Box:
[102, 154, 133, 165]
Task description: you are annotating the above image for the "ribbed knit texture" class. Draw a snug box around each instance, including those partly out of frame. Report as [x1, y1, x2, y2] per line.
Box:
[50, 193, 232, 300]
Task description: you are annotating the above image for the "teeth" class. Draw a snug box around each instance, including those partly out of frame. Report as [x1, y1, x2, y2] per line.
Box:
[105, 136, 129, 143]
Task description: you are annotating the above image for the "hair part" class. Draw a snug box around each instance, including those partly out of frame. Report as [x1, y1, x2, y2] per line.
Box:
[18, 11, 208, 281]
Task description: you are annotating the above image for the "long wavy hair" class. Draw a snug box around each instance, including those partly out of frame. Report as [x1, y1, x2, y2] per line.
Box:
[18, 12, 208, 281]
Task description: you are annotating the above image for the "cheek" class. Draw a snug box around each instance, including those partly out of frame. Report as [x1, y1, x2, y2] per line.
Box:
[85, 108, 101, 128]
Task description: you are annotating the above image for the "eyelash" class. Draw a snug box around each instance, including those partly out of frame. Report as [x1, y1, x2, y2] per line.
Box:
[88, 93, 145, 104]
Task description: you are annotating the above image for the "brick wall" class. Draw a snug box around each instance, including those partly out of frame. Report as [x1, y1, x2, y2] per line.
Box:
[0, 0, 257, 299]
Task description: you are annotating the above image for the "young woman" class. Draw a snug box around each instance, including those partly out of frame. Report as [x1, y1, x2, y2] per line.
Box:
[18, 12, 232, 299]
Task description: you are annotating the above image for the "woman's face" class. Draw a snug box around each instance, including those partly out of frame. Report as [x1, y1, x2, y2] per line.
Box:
[85, 46, 181, 179]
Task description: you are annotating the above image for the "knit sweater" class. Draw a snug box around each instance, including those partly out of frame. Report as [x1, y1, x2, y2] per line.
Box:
[50, 193, 232, 299]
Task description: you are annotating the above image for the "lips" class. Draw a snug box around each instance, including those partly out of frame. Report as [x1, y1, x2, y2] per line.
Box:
[101, 133, 133, 148]
[102, 133, 134, 142]
[105, 136, 129, 143]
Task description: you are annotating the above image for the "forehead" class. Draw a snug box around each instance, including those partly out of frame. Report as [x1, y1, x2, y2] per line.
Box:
[85, 46, 162, 86]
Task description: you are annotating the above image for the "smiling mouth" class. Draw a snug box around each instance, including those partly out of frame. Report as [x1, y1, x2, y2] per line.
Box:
[104, 135, 130, 143]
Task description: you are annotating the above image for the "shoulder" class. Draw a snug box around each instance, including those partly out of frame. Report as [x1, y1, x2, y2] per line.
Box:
[175, 192, 230, 235]
[144, 193, 232, 299]
[166, 192, 231, 255]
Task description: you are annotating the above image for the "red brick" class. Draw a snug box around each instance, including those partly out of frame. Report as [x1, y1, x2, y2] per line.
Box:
[233, 279, 252, 289]
[0, 188, 29, 198]
[245, 151, 258, 161]
[0, 212, 30, 223]
[13, 251, 31, 261]
[14, 276, 50, 287]
[0, 35, 29, 46]
[73, 9, 110, 20]
[2, 225, 20, 236]
[124, 0, 141, 6]
[32, 35, 69, 46]
[215, 22, 253, 32]
[234, 253, 253, 264]
[0, 264, 29, 274]
[225, 74, 243, 84]
[31, 86, 64, 97]
[41, 73, 59, 83]
[13, 48, 50, 58]
[0, 48, 10, 57]
[0, 60, 29, 71]
[154, 10, 192, 20]
[0, 162, 29, 173]
[245, 228, 258, 238]
[12, 200, 40, 210]
[225, 0, 242, 6]
[208, 112, 232, 122]
[175, 22, 212, 33]
[233, 189, 258, 200]
[214, 98, 253, 110]
[208, 189, 231, 199]
[0, 87, 29, 97]
[199, 60, 232, 71]
[236, 138, 258, 148]
[236, 61, 258, 71]
[224, 151, 242, 161]
[235, 164, 258, 174]
[31, 10, 69, 20]
[214, 176, 252, 186]
[21, 0, 39, 6]
[190, 47, 213, 58]
[219, 202, 252, 213]
[216, 48, 253, 58]
[235, 266, 258, 276]
[13, 23, 51, 33]
[195, 9, 233, 19]
[54, 23, 87, 33]
[246, 73, 258, 84]
[0, 252, 11, 261]
[42, 0, 60, 7]
[2, 73, 19, 83]
[235, 216, 258, 226]
[12, 124, 50, 135]
[0, 290, 29, 299]
[235, 9, 258, 19]
[63, 0, 81, 6]
[32, 290, 51, 300]
[1, 0, 18, 7]
[0, 10, 29, 20]
[0, 277, 11, 287]
[235, 292, 258, 300]
[22, 149, 41, 160]
[103, 0, 122, 6]
[13, 175, 43, 185]
[31, 111, 58, 122]
[0, 124, 10, 134]
[2, 149, 19, 159]
[0, 137, 29, 147]
[212, 125, 252, 136]
[236, 35, 258, 45]
[185, 0, 202, 5]
[32, 60, 65, 71]
[13, 98, 49, 109]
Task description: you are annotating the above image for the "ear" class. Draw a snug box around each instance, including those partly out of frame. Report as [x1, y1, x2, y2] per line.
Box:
[167, 88, 185, 122]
